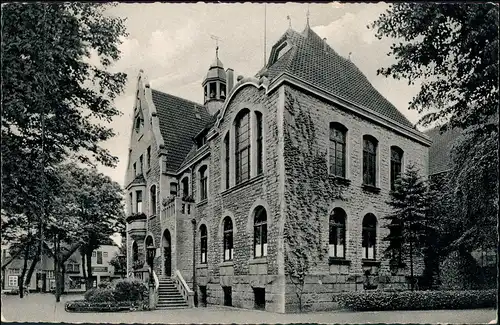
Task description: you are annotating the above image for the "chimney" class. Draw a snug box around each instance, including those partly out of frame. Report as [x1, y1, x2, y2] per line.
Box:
[226, 68, 234, 94]
[323, 38, 328, 52]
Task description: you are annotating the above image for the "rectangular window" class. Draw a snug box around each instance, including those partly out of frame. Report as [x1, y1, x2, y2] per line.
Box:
[129, 192, 133, 214]
[47, 270, 54, 279]
[97, 251, 103, 265]
[8, 275, 18, 287]
[363, 138, 377, 186]
[139, 155, 144, 174]
[10, 268, 21, 275]
[256, 112, 263, 175]
[136, 190, 143, 213]
[200, 168, 208, 201]
[224, 135, 230, 189]
[170, 182, 178, 196]
[92, 251, 96, 257]
[235, 112, 251, 184]
[103, 252, 108, 257]
[147, 146, 151, 170]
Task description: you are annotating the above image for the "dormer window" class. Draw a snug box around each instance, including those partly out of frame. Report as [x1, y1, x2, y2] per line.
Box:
[270, 41, 292, 66]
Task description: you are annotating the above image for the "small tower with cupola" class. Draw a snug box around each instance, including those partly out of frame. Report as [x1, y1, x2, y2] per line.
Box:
[202, 44, 227, 116]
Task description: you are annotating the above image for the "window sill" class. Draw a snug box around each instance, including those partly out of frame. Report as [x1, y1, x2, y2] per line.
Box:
[248, 257, 267, 265]
[329, 257, 351, 265]
[362, 259, 381, 267]
[218, 261, 234, 268]
[221, 174, 264, 196]
[361, 184, 381, 194]
[331, 176, 351, 186]
[196, 199, 208, 207]
[197, 263, 208, 269]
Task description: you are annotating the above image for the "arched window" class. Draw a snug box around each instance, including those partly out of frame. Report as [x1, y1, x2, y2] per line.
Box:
[235, 110, 251, 184]
[329, 208, 346, 258]
[200, 224, 208, 264]
[223, 217, 233, 261]
[224, 134, 230, 189]
[390, 146, 403, 191]
[253, 206, 267, 258]
[363, 136, 378, 186]
[362, 214, 377, 260]
[150, 185, 157, 216]
[256, 112, 263, 175]
[199, 166, 208, 201]
[181, 177, 189, 198]
[329, 123, 347, 178]
[132, 242, 139, 262]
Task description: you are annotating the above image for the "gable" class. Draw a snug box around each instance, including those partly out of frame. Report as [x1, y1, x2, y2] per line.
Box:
[265, 27, 414, 130]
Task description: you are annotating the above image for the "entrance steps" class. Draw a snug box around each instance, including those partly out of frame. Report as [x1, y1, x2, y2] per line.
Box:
[156, 278, 188, 310]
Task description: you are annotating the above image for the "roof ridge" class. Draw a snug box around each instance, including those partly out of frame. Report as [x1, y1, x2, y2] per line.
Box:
[151, 88, 205, 109]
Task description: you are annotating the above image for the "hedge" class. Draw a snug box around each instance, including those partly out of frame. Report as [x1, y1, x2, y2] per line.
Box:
[333, 289, 497, 311]
[64, 300, 145, 313]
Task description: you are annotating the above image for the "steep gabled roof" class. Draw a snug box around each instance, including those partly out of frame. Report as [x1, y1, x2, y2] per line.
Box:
[151, 90, 212, 172]
[265, 26, 414, 129]
[425, 126, 462, 175]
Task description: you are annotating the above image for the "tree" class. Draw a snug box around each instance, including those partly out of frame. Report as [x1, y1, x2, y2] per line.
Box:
[109, 244, 127, 279]
[370, 3, 498, 131]
[65, 165, 124, 291]
[385, 163, 432, 290]
[440, 122, 498, 253]
[2, 2, 128, 300]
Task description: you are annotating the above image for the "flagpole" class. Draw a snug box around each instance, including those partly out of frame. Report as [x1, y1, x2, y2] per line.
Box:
[264, 3, 267, 67]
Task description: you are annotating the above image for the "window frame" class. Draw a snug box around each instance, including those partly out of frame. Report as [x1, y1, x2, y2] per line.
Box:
[223, 217, 234, 261]
[329, 123, 347, 178]
[96, 251, 103, 265]
[256, 112, 264, 176]
[224, 134, 230, 189]
[362, 214, 377, 260]
[136, 190, 143, 214]
[181, 177, 189, 198]
[390, 146, 403, 191]
[169, 182, 178, 196]
[8, 275, 18, 287]
[146, 146, 151, 170]
[329, 208, 346, 259]
[235, 110, 251, 185]
[362, 136, 378, 187]
[253, 207, 268, 258]
[199, 165, 208, 201]
[200, 224, 208, 264]
[150, 185, 157, 216]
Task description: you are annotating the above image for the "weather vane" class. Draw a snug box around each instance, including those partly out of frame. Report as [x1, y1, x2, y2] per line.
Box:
[210, 34, 221, 58]
[306, 4, 310, 26]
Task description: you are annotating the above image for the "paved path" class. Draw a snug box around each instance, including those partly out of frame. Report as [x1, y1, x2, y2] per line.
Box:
[2, 293, 497, 324]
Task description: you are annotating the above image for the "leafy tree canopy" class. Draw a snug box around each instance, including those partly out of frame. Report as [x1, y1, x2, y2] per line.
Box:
[370, 3, 499, 130]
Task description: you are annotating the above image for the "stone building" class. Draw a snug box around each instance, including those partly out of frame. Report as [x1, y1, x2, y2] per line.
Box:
[125, 23, 431, 312]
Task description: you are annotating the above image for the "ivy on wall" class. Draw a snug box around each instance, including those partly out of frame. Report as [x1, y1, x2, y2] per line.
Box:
[283, 89, 344, 311]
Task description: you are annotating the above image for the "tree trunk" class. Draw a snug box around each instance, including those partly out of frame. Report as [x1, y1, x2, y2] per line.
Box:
[409, 226, 414, 291]
[19, 241, 31, 298]
[61, 264, 66, 294]
[54, 234, 61, 302]
[81, 252, 87, 285]
[24, 234, 42, 287]
[85, 249, 93, 291]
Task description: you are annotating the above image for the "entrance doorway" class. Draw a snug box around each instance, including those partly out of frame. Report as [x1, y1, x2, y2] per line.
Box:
[162, 229, 172, 277]
[223, 286, 232, 306]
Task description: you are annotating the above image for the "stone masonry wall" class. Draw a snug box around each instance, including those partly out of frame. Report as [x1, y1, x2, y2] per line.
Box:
[188, 84, 286, 312]
[282, 85, 429, 312]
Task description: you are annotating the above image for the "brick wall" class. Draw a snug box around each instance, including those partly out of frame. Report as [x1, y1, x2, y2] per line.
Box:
[282, 85, 429, 312]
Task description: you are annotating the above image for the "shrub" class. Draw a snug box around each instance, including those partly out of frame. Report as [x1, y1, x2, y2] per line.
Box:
[113, 278, 148, 302]
[85, 287, 116, 303]
[333, 289, 497, 311]
[83, 287, 97, 301]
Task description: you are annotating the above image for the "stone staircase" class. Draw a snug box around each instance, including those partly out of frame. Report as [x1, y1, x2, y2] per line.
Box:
[156, 278, 188, 309]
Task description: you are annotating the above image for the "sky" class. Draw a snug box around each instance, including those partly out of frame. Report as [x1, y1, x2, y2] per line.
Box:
[97, 2, 426, 187]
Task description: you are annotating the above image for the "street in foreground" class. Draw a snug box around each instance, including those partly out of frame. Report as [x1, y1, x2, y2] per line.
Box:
[1, 293, 497, 324]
